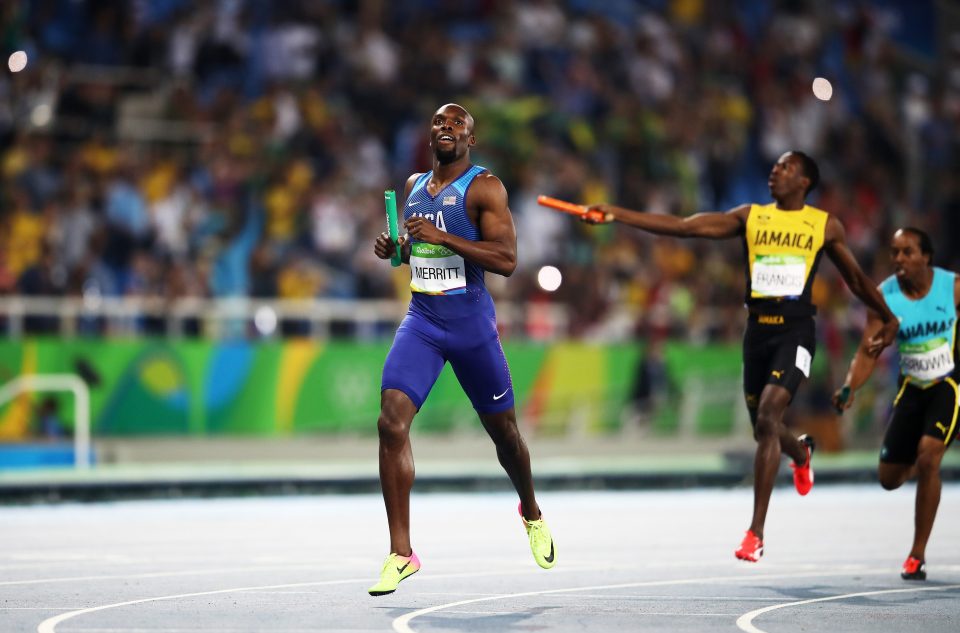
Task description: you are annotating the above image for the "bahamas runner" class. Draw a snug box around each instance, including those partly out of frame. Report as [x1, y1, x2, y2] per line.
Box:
[581, 151, 898, 563]
[370, 103, 555, 596]
[834, 227, 960, 581]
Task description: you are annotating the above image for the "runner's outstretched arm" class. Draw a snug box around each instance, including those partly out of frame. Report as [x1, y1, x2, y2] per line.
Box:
[583, 203, 751, 239]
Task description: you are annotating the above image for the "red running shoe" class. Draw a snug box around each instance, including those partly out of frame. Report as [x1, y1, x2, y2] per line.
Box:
[901, 556, 926, 581]
[791, 434, 815, 496]
[735, 530, 763, 562]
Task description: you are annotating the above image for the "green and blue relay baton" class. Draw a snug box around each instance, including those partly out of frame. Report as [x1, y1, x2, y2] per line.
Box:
[384, 189, 401, 267]
[834, 385, 851, 414]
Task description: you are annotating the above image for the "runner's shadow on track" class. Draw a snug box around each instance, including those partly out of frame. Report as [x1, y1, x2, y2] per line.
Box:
[760, 581, 960, 605]
[759, 584, 863, 601]
[422, 606, 561, 629]
[373, 606, 561, 628]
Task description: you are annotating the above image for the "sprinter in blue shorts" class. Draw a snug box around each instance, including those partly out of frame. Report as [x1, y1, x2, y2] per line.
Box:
[368, 103, 555, 596]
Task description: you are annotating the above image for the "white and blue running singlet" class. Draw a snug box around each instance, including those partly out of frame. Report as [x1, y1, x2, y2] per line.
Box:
[381, 165, 514, 414]
[881, 267, 958, 386]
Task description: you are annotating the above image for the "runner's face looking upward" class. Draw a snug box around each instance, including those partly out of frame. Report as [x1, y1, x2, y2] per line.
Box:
[767, 152, 810, 204]
[891, 230, 930, 282]
[430, 104, 475, 165]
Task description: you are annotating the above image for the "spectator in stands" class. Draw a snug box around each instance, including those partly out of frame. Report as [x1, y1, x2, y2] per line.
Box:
[0, 0, 951, 353]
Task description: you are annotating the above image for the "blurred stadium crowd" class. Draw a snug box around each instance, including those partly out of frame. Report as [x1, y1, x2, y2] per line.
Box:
[1, 0, 958, 345]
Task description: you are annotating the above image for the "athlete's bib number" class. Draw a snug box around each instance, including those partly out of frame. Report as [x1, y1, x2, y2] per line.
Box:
[751, 254, 807, 297]
[410, 243, 466, 295]
[899, 338, 955, 383]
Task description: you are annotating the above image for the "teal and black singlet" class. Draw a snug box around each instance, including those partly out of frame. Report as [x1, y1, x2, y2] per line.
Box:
[879, 267, 959, 463]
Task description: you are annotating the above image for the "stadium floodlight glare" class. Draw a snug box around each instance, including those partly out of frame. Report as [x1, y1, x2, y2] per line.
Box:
[812, 77, 833, 101]
[537, 265, 562, 292]
[8, 50, 27, 72]
[254, 305, 278, 336]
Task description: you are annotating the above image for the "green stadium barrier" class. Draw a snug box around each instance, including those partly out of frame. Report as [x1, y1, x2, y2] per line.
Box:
[0, 338, 808, 439]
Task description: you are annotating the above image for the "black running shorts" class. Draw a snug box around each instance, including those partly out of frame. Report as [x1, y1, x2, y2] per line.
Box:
[742, 314, 816, 425]
[880, 377, 960, 464]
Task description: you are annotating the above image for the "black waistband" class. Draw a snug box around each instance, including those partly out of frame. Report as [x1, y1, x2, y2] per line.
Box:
[746, 301, 817, 319]
[747, 311, 815, 325]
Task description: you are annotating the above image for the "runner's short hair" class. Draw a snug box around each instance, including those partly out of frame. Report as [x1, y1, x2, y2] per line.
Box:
[791, 151, 820, 196]
[898, 227, 934, 265]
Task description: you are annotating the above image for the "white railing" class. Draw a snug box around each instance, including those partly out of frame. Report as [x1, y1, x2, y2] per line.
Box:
[0, 374, 91, 469]
[0, 296, 571, 340]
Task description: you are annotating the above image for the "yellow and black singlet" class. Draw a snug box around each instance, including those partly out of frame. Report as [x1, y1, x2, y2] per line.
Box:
[742, 203, 829, 318]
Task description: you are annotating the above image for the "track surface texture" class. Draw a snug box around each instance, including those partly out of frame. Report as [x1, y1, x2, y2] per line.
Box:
[2, 485, 958, 633]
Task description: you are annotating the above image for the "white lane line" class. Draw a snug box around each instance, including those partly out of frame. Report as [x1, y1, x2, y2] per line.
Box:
[736, 583, 960, 633]
[417, 592, 792, 601]
[535, 594, 782, 601]
[8, 560, 603, 588]
[36, 579, 367, 633]
[392, 568, 894, 633]
[0, 564, 323, 587]
[445, 609, 740, 617]
[34, 564, 598, 633]
[228, 591, 323, 594]
[56, 629, 331, 632]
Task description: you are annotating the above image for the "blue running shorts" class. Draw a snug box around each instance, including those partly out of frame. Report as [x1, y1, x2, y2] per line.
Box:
[381, 311, 514, 414]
